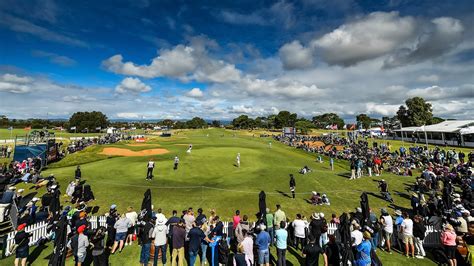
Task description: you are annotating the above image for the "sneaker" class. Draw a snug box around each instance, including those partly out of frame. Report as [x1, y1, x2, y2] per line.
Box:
[416, 255, 424, 259]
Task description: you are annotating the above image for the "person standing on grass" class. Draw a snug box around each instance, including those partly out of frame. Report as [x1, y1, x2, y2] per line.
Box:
[152, 216, 169, 266]
[74, 225, 89, 266]
[188, 222, 213, 266]
[274, 204, 286, 230]
[302, 235, 324, 266]
[329, 157, 334, 171]
[112, 213, 132, 254]
[236, 153, 241, 167]
[289, 174, 296, 199]
[173, 156, 179, 170]
[441, 224, 457, 266]
[7, 145, 12, 158]
[256, 224, 271, 266]
[355, 231, 372, 266]
[146, 159, 155, 180]
[75, 165, 81, 180]
[171, 219, 186, 266]
[401, 211, 415, 258]
[265, 208, 274, 246]
[139, 218, 155, 266]
[241, 229, 254, 265]
[275, 221, 288, 266]
[413, 215, 426, 259]
[14, 223, 30, 266]
[166, 210, 180, 256]
[350, 158, 356, 180]
[233, 210, 241, 230]
[125, 207, 138, 246]
[293, 214, 307, 250]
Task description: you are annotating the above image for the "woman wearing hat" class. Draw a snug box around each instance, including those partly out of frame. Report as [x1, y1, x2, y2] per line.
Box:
[355, 231, 372, 266]
[441, 224, 457, 266]
[14, 223, 31, 266]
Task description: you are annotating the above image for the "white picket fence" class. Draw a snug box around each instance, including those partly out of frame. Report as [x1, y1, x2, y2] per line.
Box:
[3, 219, 441, 257]
[3, 216, 106, 257]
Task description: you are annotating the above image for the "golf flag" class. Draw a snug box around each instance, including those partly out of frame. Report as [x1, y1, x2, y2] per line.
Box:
[70, 126, 76, 130]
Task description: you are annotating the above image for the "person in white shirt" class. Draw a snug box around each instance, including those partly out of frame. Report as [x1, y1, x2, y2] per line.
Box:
[152, 217, 169, 266]
[292, 214, 307, 250]
[125, 207, 138, 246]
[146, 159, 155, 180]
[236, 153, 241, 167]
[380, 208, 394, 253]
[401, 212, 415, 258]
[351, 224, 363, 246]
[173, 156, 179, 170]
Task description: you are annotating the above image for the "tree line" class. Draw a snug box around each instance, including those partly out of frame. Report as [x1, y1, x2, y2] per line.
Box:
[0, 97, 443, 133]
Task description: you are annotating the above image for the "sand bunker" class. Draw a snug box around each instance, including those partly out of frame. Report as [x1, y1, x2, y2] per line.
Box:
[100, 147, 169, 157]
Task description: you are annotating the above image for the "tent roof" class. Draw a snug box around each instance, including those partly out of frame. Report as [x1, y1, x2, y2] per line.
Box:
[395, 120, 474, 133]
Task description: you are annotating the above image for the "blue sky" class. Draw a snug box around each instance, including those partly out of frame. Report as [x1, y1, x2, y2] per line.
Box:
[0, 0, 473, 120]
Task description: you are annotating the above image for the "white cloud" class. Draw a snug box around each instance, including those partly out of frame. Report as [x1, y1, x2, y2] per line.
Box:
[384, 17, 464, 68]
[312, 12, 416, 66]
[417, 74, 439, 83]
[116, 112, 141, 119]
[115, 77, 151, 94]
[186, 88, 204, 98]
[407, 84, 474, 100]
[0, 74, 32, 93]
[279, 41, 313, 70]
[32, 50, 76, 67]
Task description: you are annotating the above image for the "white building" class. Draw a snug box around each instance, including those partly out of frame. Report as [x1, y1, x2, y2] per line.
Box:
[393, 120, 474, 147]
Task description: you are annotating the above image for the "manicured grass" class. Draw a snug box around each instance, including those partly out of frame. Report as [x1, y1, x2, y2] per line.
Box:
[1, 129, 438, 265]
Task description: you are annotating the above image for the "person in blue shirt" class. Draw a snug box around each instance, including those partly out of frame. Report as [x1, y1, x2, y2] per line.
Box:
[356, 231, 372, 266]
[256, 224, 271, 266]
[275, 221, 288, 266]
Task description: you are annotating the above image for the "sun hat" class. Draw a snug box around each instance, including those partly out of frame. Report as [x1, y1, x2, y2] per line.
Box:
[394, 210, 402, 216]
[31, 197, 40, 202]
[156, 218, 166, 225]
[110, 204, 117, 209]
[312, 191, 317, 195]
[356, 207, 362, 213]
[312, 212, 320, 220]
[17, 189, 24, 193]
[319, 213, 325, 218]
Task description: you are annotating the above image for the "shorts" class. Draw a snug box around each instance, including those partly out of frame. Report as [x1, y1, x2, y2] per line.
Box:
[383, 231, 392, 241]
[403, 234, 413, 245]
[115, 232, 126, 241]
[445, 245, 456, 259]
[127, 226, 135, 235]
[77, 252, 86, 263]
[258, 249, 270, 264]
[16, 246, 29, 259]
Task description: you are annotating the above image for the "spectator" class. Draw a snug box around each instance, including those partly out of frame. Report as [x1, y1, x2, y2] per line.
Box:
[112, 213, 132, 254]
[139, 218, 154, 266]
[413, 215, 426, 259]
[400, 211, 414, 258]
[380, 208, 393, 253]
[275, 221, 288, 266]
[152, 216, 168, 266]
[355, 231, 372, 266]
[292, 213, 307, 250]
[14, 223, 30, 266]
[265, 208, 274, 246]
[441, 224, 457, 266]
[235, 215, 251, 244]
[302, 235, 324, 266]
[171, 219, 186, 266]
[125, 206, 138, 246]
[188, 222, 213, 266]
[256, 224, 271, 266]
[241, 229, 254, 265]
[91, 226, 107, 266]
[274, 204, 286, 229]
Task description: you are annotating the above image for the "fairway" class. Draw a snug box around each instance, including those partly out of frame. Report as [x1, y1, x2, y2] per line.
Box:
[3, 128, 439, 265]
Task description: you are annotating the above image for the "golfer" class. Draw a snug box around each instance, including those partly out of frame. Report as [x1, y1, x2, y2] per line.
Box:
[289, 174, 296, 199]
[236, 153, 241, 167]
[174, 156, 179, 170]
[146, 159, 155, 180]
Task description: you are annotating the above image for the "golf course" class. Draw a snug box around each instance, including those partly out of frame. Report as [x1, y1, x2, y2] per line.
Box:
[2, 128, 451, 265]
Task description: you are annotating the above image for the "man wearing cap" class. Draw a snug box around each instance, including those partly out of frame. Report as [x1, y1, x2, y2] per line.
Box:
[70, 225, 89, 266]
[14, 223, 31, 266]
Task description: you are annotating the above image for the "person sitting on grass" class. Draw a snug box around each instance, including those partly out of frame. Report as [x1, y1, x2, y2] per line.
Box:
[310, 192, 321, 205]
[321, 194, 330, 205]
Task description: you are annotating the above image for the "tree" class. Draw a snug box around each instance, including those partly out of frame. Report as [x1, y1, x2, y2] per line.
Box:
[186, 117, 207, 129]
[295, 119, 314, 134]
[356, 114, 375, 129]
[211, 120, 221, 127]
[232, 115, 254, 129]
[69, 111, 108, 132]
[432, 117, 445, 124]
[397, 97, 433, 127]
[161, 119, 174, 128]
[312, 113, 344, 129]
[274, 111, 297, 129]
[0, 115, 9, 127]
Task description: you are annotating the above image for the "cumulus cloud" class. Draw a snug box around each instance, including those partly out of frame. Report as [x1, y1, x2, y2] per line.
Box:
[115, 77, 151, 94]
[186, 88, 204, 98]
[0, 73, 32, 93]
[279, 41, 313, 70]
[312, 12, 416, 66]
[116, 112, 141, 119]
[407, 84, 474, 100]
[384, 17, 464, 68]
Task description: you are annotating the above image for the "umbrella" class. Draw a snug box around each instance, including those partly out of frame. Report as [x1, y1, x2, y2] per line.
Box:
[258, 191, 266, 224]
[338, 213, 354, 266]
[360, 192, 369, 227]
[48, 216, 68, 266]
[140, 189, 152, 221]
